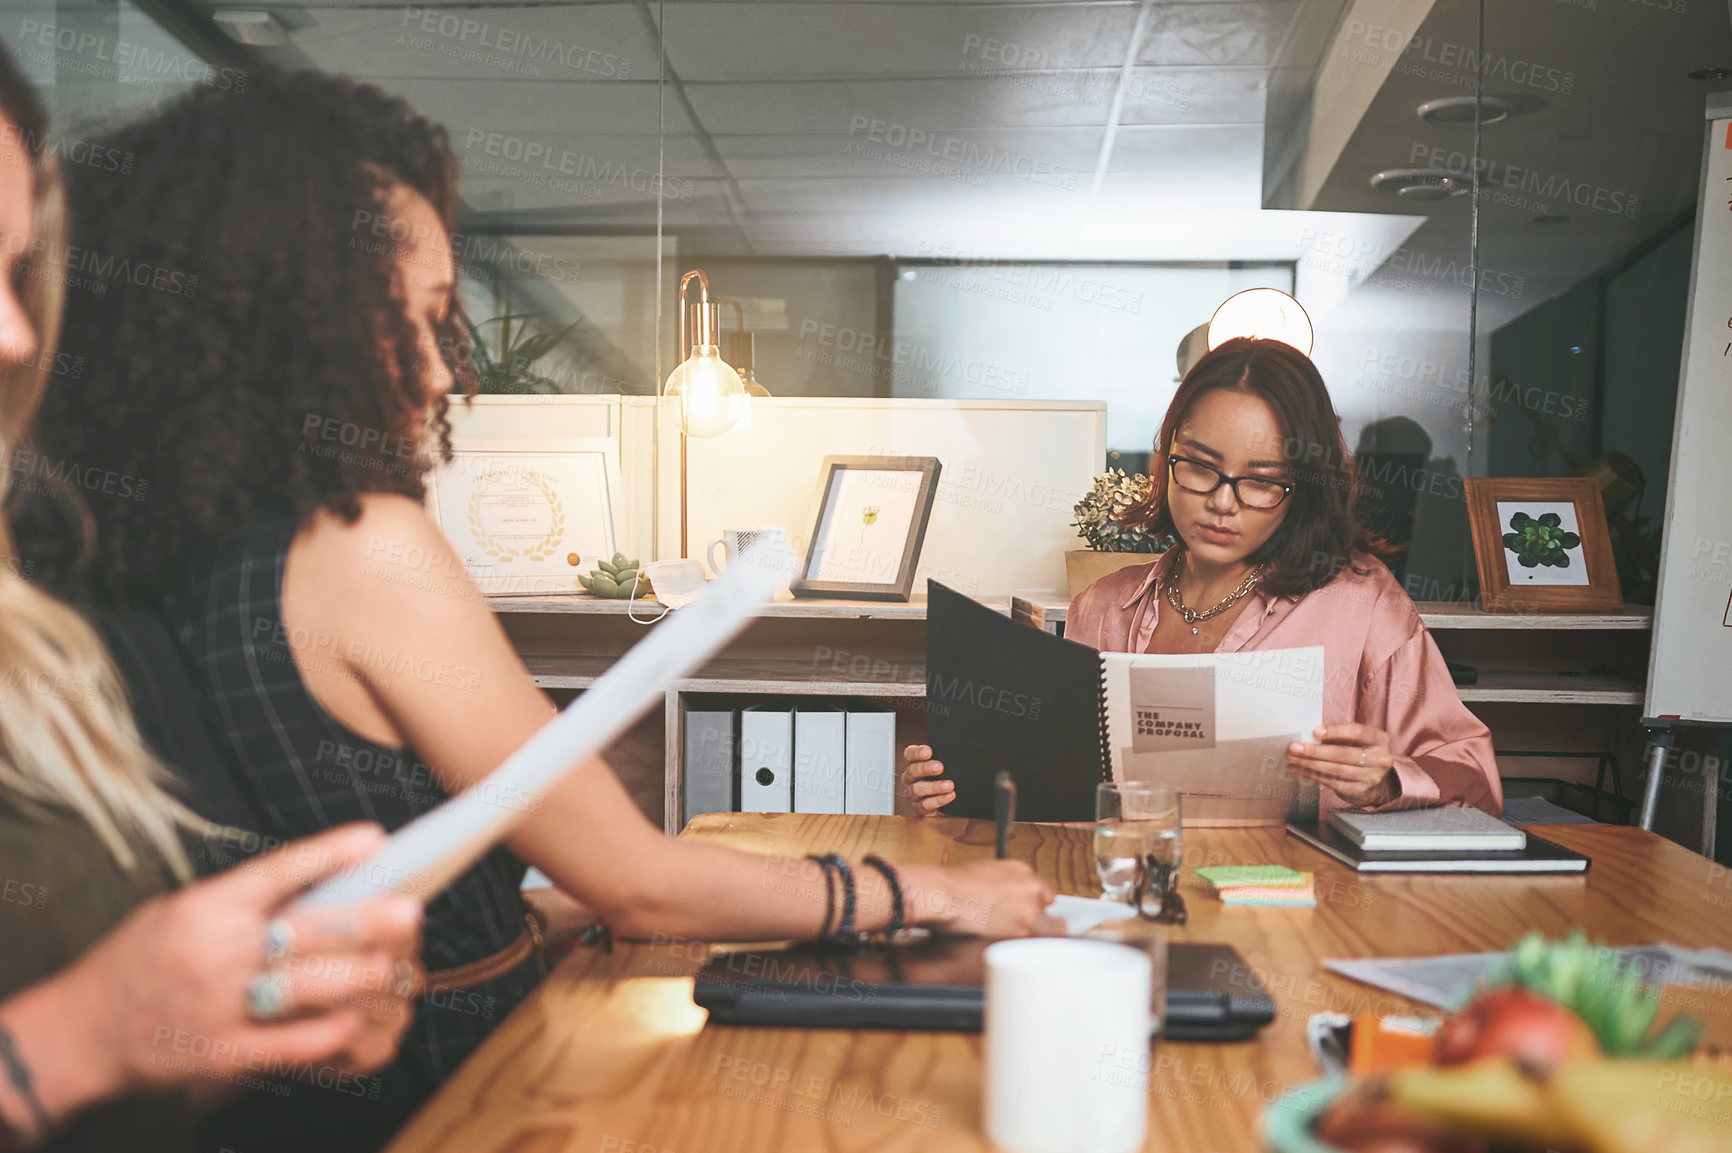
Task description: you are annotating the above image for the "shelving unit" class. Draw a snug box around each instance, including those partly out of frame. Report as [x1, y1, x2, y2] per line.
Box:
[492, 593, 1659, 833]
[492, 591, 1066, 832]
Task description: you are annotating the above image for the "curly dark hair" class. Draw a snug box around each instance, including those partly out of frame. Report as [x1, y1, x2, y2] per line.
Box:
[1117, 337, 1390, 597]
[21, 69, 475, 604]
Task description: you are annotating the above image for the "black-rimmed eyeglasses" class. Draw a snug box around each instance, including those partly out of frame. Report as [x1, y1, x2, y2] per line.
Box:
[1167, 455, 1294, 511]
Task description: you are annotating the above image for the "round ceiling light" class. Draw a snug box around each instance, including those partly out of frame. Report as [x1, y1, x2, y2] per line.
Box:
[1370, 168, 1471, 201]
[1207, 289, 1314, 356]
[1417, 95, 1516, 126]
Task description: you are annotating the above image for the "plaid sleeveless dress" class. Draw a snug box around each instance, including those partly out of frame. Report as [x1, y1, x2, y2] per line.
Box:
[167, 519, 541, 1153]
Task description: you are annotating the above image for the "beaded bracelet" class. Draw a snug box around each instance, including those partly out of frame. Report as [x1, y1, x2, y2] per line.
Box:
[805, 853, 837, 938]
[861, 855, 905, 937]
[821, 853, 857, 943]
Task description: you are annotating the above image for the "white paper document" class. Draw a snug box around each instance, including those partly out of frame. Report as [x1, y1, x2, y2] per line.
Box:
[1101, 646, 1324, 824]
[1325, 944, 1732, 1011]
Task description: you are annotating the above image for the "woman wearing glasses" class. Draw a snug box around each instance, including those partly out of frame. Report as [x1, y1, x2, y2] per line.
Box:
[905, 337, 1501, 818]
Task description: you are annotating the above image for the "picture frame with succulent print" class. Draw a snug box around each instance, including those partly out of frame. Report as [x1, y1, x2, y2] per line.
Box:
[791, 456, 941, 601]
[1465, 478, 1624, 613]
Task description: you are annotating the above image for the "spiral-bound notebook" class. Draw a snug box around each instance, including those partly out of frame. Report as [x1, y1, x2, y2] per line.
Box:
[926, 581, 1324, 824]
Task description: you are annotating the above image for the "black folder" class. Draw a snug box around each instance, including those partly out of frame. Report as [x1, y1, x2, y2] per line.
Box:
[925, 580, 1106, 822]
[693, 938, 1276, 1041]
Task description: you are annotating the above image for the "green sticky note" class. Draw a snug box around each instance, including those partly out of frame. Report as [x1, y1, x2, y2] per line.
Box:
[1195, 865, 1306, 889]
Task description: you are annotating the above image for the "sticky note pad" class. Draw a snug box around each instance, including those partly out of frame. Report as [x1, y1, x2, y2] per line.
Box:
[1196, 865, 1307, 890]
[1221, 886, 1317, 907]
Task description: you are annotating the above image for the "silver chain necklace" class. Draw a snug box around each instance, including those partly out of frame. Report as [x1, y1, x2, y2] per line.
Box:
[1163, 546, 1264, 636]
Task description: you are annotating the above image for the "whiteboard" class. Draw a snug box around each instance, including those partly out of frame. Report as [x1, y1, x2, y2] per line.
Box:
[1644, 94, 1732, 726]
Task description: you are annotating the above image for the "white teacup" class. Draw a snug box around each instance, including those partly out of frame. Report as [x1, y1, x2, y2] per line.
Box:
[707, 527, 794, 590]
[983, 938, 1152, 1153]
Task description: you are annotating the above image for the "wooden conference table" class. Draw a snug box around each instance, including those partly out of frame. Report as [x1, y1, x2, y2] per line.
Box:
[387, 815, 1732, 1153]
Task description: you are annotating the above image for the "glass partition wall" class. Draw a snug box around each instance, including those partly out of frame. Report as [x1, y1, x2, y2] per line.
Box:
[11, 0, 1728, 600]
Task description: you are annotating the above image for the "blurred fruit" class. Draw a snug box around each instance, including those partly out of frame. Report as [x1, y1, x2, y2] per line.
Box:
[1494, 932, 1700, 1059]
[1314, 1082, 1489, 1153]
[1549, 1058, 1732, 1153]
[1433, 986, 1598, 1073]
[1389, 1058, 1575, 1148]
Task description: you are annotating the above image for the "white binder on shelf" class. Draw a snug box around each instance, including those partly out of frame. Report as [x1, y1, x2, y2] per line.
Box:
[794, 705, 847, 814]
[844, 703, 897, 816]
[740, 704, 794, 812]
[683, 705, 737, 822]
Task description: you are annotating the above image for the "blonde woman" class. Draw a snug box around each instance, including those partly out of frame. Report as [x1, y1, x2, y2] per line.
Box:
[0, 49, 422, 1151]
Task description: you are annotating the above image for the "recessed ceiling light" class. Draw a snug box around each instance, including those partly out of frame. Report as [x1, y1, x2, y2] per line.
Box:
[1369, 169, 1470, 201]
[212, 10, 290, 46]
[1688, 67, 1732, 80]
[1534, 213, 1569, 225]
[1417, 95, 1516, 126]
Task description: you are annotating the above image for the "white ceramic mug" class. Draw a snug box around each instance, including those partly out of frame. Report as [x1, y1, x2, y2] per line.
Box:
[707, 528, 794, 590]
[983, 938, 1151, 1153]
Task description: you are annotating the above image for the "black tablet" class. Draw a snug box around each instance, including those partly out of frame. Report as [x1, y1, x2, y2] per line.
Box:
[693, 937, 1276, 1041]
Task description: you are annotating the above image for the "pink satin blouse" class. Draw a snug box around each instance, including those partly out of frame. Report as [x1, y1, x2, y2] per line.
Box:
[1065, 550, 1502, 817]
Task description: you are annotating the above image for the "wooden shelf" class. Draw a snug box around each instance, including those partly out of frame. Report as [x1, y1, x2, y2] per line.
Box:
[1416, 603, 1652, 631]
[1456, 670, 1645, 705]
[522, 653, 926, 697]
[491, 590, 1070, 622]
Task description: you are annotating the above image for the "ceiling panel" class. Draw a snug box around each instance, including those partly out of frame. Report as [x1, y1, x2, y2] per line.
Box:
[700, 127, 1104, 180]
[729, 173, 1091, 213]
[1137, 2, 1299, 67]
[382, 76, 676, 135]
[272, 4, 659, 83]
[660, 2, 1137, 80]
[1117, 64, 1265, 124]
[680, 71, 1266, 135]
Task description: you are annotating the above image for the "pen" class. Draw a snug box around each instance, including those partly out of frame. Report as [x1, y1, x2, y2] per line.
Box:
[994, 771, 1016, 859]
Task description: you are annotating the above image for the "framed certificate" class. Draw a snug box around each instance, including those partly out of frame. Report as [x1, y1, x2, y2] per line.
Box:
[427, 437, 623, 595]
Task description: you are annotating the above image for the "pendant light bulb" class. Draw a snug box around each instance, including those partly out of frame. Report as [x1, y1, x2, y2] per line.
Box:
[664, 344, 746, 439]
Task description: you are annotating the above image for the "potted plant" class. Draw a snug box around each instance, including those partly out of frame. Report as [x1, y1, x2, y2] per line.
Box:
[1067, 469, 1170, 599]
[465, 299, 580, 393]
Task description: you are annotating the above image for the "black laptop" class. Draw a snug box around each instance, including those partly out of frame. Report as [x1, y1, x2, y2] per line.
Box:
[693, 937, 1276, 1041]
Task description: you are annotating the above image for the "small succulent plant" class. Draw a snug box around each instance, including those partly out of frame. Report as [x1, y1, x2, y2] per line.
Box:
[1503, 511, 1581, 569]
[578, 553, 650, 598]
[1071, 469, 1168, 553]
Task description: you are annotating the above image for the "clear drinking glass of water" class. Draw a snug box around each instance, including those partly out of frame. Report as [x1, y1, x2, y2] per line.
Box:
[1095, 782, 1182, 904]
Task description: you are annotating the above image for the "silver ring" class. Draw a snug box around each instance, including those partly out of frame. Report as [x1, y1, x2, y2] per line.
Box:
[263, 917, 296, 964]
[245, 973, 291, 1021]
[392, 960, 417, 999]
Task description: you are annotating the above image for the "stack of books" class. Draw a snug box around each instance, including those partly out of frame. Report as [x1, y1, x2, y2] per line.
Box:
[1286, 807, 1590, 874]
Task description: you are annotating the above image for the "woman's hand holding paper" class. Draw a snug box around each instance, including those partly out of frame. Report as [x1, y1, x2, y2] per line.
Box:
[1287, 723, 1400, 808]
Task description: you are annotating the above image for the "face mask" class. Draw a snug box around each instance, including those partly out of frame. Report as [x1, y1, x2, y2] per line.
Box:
[640, 558, 709, 609]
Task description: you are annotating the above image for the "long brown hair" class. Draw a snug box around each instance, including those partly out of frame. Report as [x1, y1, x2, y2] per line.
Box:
[1118, 337, 1386, 597]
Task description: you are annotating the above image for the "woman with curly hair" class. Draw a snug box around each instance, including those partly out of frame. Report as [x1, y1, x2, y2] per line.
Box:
[24, 69, 1057, 1153]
